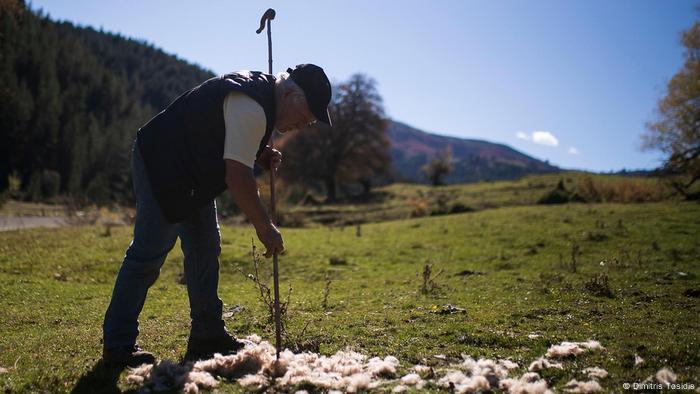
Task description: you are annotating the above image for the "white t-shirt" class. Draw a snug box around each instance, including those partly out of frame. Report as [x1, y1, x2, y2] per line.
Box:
[222, 92, 267, 169]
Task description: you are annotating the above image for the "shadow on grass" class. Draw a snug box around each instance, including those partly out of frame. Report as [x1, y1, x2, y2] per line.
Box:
[71, 360, 125, 394]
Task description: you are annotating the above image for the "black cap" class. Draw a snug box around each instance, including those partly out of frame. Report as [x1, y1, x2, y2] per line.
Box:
[287, 64, 332, 126]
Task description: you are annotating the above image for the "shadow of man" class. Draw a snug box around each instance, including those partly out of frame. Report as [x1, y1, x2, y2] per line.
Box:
[71, 360, 125, 394]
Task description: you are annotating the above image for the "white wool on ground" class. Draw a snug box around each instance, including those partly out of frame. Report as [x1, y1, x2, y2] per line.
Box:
[438, 370, 491, 393]
[294, 390, 309, 394]
[499, 372, 554, 394]
[412, 364, 432, 377]
[634, 354, 644, 368]
[126, 360, 219, 393]
[237, 373, 267, 388]
[458, 355, 513, 381]
[562, 378, 603, 393]
[246, 333, 262, 344]
[366, 356, 400, 377]
[0, 367, 7, 374]
[583, 367, 608, 379]
[500, 359, 520, 370]
[400, 373, 422, 385]
[392, 384, 408, 393]
[125, 335, 608, 393]
[528, 357, 563, 372]
[546, 340, 604, 358]
[653, 368, 677, 385]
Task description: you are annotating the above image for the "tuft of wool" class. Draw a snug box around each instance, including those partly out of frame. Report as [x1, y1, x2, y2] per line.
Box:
[0, 367, 7, 374]
[499, 372, 554, 394]
[500, 359, 520, 370]
[633, 354, 644, 368]
[528, 357, 563, 372]
[546, 340, 604, 359]
[127, 360, 219, 393]
[246, 333, 262, 344]
[412, 364, 433, 378]
[344, 373, 371, 393]
[238, 373, 268, 388]
[562, 378, 603, 393]
[653, 368, 677, 385]
[400, 373, 423, 385]
[393, 384, 408, 393]
[438, 370, 491, 393]
[583, 367, 608, 379]
[366, 356, 400, 378]
[459, 355, 513, 383]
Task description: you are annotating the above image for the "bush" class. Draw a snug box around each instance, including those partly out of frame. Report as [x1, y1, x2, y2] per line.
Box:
[537, 179, 571, 204]
[575, 176, 667, 203]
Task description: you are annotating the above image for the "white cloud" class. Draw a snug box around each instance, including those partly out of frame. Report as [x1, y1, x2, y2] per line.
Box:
[532, 131, 559, 147]
[516, 131, 530, 140]
[568, 147, 579, 155]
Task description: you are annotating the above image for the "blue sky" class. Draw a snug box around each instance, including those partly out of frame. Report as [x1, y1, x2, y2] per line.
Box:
[32, 0, 696, 172]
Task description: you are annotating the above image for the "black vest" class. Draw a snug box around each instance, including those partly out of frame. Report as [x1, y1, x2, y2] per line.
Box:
[136, 71, 277, 223]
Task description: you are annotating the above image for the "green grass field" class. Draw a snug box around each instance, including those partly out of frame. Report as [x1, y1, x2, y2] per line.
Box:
[1, 197, 699, 392]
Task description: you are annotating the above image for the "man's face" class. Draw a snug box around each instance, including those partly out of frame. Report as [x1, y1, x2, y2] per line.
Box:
[276, 91, 317, 133]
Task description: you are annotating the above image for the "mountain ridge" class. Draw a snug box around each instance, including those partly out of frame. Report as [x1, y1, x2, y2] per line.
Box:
[387, 120, 560, 183]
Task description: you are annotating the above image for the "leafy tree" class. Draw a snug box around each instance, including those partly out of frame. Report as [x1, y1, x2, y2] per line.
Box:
[422, 147, 452, 186]
[644, 13, 700, 197]
[280, 74, 390, 202]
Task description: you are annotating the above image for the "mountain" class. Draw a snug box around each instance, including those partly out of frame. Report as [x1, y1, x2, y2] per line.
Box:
[387, 121, 560, 183]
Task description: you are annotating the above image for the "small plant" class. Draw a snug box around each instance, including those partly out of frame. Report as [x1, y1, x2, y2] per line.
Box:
[240, 240, 292, 334]
[421, 263, 443, 294]
[321, 275, 332, 310]
[584, 273, 614, 298]
[570, 242, 581, 273]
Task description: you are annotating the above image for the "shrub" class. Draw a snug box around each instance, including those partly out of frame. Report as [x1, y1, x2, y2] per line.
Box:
[537, 179, 571, 204]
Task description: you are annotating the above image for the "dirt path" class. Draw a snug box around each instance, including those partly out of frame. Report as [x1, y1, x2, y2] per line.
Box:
[0, 216, 69, 231]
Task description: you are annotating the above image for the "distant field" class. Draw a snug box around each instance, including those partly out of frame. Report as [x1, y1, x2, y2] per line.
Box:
[1, 200, 698, 392]
[278, 172, 675, 226]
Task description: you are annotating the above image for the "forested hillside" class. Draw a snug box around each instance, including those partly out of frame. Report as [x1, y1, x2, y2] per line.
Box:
[0, 0, 213, 204]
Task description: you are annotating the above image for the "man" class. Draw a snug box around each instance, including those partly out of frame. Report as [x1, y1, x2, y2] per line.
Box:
[102, 64, 332, 367]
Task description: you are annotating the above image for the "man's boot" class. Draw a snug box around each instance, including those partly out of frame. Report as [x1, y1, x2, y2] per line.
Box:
[103, 344, 156, 367]
[184, 331, 244, 361]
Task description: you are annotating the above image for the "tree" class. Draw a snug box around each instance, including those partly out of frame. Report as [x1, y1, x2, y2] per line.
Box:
[422, 147, 452, 186]
[280, 74, 390, 202]
[643, 14, 700, 197]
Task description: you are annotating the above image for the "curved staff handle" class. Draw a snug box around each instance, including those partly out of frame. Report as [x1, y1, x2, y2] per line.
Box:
[256, 8, 276, 34]
[256, 8, 276, 75]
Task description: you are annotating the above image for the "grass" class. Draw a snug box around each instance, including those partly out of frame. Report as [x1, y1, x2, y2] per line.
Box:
[1, 200, 699, 392]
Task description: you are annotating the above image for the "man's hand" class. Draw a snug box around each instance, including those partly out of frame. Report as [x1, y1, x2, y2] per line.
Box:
[257, 145, 282, 172]
[256, 222, 284, 258]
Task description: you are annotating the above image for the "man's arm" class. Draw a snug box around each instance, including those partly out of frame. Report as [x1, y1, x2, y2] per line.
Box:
[225, 159, 283, 257]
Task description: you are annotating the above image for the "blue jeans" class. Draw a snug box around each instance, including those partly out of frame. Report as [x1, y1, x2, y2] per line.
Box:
[103, 142, 225, 349]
